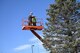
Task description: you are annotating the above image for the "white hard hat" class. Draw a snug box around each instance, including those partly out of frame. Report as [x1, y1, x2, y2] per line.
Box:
[30, 11, 33, 15]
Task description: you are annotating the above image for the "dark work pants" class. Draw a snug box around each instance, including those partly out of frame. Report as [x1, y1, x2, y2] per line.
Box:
[33, 22, 36, 26]
[28, 21, 32, 26]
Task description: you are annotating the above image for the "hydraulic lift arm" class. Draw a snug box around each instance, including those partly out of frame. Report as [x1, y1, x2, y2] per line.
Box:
[30, 30, 53, 50]
[30, 30, 43, 42]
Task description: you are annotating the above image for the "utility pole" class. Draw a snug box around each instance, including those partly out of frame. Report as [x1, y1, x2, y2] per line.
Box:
[31, 45, 34, 53]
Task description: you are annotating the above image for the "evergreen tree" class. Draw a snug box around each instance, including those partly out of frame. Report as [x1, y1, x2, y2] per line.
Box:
[43, 0, 80, 53]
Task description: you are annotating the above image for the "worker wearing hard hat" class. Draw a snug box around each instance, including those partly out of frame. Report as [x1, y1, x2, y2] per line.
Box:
[28, 12, 33, 26]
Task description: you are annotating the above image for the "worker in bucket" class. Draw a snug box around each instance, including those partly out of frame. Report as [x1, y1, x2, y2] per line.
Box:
[28, 12, 33, 26]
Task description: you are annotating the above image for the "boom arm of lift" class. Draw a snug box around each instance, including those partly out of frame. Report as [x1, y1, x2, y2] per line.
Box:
[30, 30, 43, 42]
[30, 30, 53, 50]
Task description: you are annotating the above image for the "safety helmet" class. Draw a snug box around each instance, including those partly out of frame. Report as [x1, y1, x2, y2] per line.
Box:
[30, 11, 33, 15]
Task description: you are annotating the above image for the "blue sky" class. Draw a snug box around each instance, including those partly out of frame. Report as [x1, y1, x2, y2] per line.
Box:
[0, 0, 54, 53]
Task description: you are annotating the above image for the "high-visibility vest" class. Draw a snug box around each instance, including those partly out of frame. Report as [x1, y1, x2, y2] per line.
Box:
[32, 17, 36, 22]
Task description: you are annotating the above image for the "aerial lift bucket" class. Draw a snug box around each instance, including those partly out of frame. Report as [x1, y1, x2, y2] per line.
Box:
[22, 18, 44, 30]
